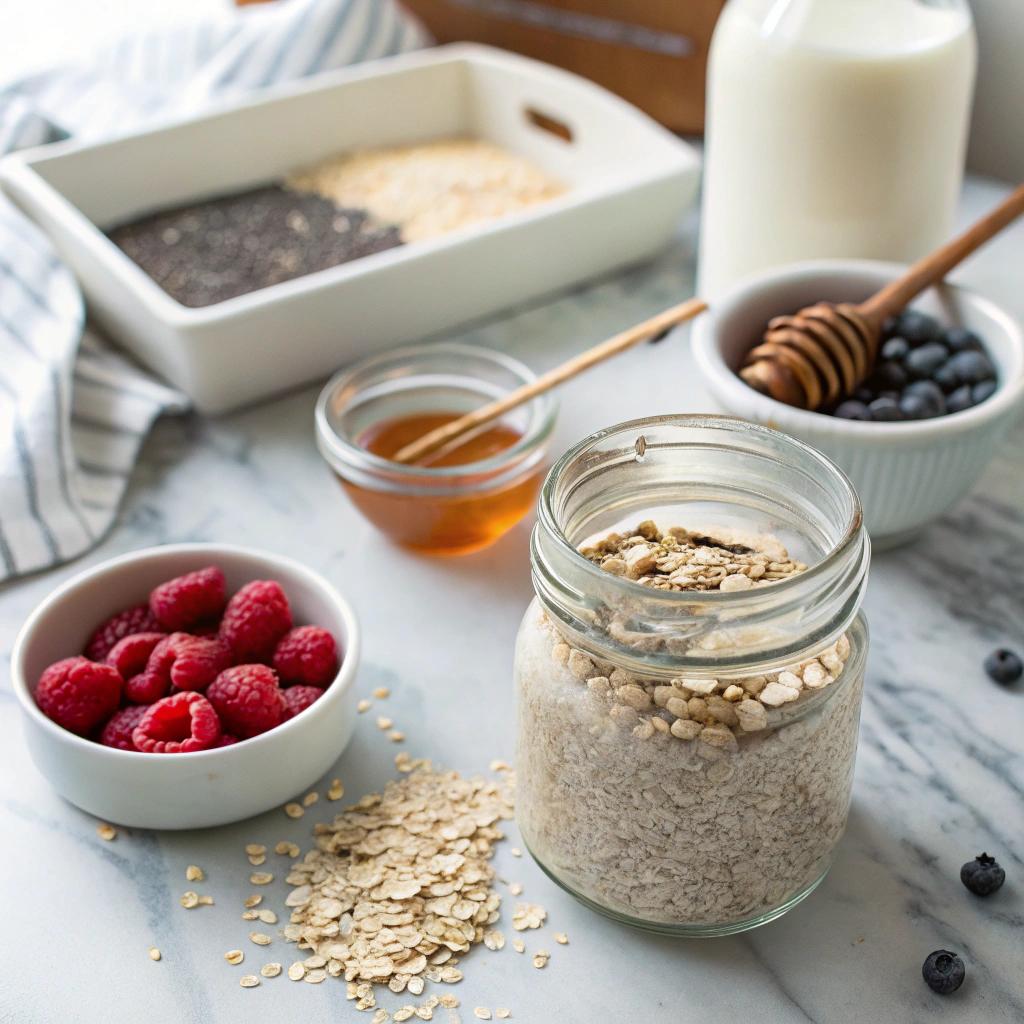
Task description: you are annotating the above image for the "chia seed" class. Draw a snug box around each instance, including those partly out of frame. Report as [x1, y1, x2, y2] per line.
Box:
[108, 186, 403, 307]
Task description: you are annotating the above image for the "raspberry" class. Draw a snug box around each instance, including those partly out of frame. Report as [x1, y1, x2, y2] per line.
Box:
[106, 632, 166, 681]
[100, 705, 149, 751]
[214, 733, 239, 747]
[282, 685, 326, 720]
[272, 626, 338, 687]
[131, 692, 221, 753]
[206, 664, 283, 739]
[84, 604, 163, 661]
[219, 580, 293, 663]
[35, 657, 122, 736]
[149, 566, 226, 631]
[131, 632, 233, 703]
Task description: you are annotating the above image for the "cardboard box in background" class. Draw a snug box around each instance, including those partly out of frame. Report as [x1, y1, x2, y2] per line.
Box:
[399, 0, 727, 134]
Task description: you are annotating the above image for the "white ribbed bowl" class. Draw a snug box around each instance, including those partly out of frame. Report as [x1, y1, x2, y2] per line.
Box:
[692, 260, 1024, 547]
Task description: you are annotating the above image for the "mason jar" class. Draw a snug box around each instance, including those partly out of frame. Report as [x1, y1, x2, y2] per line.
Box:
[514, 415, 870, 936]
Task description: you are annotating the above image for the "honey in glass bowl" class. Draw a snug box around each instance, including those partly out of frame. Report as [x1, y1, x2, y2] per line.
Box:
[315, 344, 557, 555]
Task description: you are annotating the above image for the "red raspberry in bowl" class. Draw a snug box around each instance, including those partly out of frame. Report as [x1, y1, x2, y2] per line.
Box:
[130, 632, 233, 703]
[131, 692, 221, 753]
[149, 566, 226, 632]
[84, 604, 163, 661]
[214, 733, 239, 747]
[273, 626, 338, 687]
[36, 657, 122, 736]
[106, 632, 167, 681]
[219, 580, 293, 663]
[206, 664, 283, 739]
[281, 685, 326, 720]
[100, 705, 149, 751]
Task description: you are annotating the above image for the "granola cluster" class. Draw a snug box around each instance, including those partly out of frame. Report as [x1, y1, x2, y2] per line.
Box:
[580, 521, 807, 591]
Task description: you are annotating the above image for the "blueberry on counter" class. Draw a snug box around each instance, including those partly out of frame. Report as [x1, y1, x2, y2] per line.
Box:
[984, 648, 1023, 684]
[905, 341, 949, 379]
[972, 379, 997, 405]
[880, 336, 910, 362]
[960, 853, 1006, 896]
[834, 400, 873, 420]
[945, 384, 974, 414]
[900, 380, 946, 419]
[922, 950, 966, 994]
[869, 396, 904, 421]
[898, 310, 942, 346]
[944, 326, 983, 353]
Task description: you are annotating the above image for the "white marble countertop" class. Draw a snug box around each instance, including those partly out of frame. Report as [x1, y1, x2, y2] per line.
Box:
[2, 176, 1023, 1023]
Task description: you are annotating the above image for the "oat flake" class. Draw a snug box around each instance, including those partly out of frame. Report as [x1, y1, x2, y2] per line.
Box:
[240, 975, 260, 988]
[250, 932, 272, 946]
[97, 824, 115, 841]
[373, 687, 390, 699]
[148, 947, 161, 961]
[474, 1010, 491, 1020]
[180, 892, 199, 909]
[250, 872, 273, 885]
[288, 962, 306, 981]
[226, 950, 244, 965]
[303, 792, 318, 807]
[185, 865, 203, 882]
[261, 962, 282, 978]
[284, 803, 304, 818]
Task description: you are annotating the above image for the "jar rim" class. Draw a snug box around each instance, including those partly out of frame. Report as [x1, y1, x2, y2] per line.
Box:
[315, 342, 558, 488]
[531, 414, 869, 674]
[537, 414, 863, 606]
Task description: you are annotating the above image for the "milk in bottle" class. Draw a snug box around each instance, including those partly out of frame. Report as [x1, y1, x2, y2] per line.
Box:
[698, 0, 976, 297]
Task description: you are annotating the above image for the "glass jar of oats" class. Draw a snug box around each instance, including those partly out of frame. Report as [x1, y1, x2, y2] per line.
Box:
[515, 415, 870, 936]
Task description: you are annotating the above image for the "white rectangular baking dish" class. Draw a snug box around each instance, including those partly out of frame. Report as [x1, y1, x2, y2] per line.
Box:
[0, 43, 700, 414]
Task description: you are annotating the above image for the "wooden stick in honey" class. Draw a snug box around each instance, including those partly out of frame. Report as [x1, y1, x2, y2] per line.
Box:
[391, 296, 709, 465]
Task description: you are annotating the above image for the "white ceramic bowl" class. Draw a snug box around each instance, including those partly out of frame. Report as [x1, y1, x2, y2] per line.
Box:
[692, 260, 1024, 547]
[11, 544, 360, 829]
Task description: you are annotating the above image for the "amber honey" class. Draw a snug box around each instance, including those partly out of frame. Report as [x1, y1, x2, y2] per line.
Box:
[340, 411, 545, 554]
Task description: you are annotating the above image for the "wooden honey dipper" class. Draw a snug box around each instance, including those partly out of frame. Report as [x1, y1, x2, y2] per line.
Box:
[740, 182, 1024, 410]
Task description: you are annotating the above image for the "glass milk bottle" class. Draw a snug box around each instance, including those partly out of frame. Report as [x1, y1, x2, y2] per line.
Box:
[697, 0, 977, 298]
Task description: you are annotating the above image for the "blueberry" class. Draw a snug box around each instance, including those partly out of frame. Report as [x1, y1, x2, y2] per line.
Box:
[972, 379, 998, 404]
[869, 396, 903, 421]
[945, 350, 995, 386]
[834, 400, 873, 420]
[881, 315, 900, 339]
[944, 327, 983, 353]
[881, 336, 910, 361]
[905, 342, 949, 379]
[898, 310, 942, 346]
[900, 380, 946, 419]
[878, 389, 901, 402]
[933, 358, 965, 393]
[946, 384, 974, 414]
[984, 648, 1023, 685]
[853, 386, 876, 404]
[874, 360, 908, 390]
[922, 950, 966, 995]
[960, 853, 1006, 896]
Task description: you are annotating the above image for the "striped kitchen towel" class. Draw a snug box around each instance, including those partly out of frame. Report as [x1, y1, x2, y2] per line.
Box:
[0, 0, 428, 581]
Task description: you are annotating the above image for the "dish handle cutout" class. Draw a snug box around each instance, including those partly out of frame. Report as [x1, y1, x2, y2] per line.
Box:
[525, 107, 573, 142]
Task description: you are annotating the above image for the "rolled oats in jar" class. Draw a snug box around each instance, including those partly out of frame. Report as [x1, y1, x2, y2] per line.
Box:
[515, 416, 870, 936]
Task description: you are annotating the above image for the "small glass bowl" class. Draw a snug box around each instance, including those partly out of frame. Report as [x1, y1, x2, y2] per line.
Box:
[315, 343, 557, 555]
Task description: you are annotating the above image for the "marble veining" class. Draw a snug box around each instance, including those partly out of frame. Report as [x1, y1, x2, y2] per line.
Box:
[1, 178, 1022, 1022]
